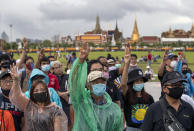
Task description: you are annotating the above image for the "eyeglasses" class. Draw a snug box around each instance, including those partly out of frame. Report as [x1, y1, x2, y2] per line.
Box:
[91, 68, 103, 72]
[1, 80, 13, 84]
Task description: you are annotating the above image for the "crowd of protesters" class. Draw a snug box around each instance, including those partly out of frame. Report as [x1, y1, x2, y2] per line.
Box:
[0, 38, 193, 131]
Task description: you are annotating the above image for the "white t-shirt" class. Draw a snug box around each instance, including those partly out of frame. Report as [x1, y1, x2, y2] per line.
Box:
[145, 69, 153, 75]
[181, 94, 194, 109]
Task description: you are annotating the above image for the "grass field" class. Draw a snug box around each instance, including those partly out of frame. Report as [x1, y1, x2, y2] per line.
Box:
[13, 51, 194, 81]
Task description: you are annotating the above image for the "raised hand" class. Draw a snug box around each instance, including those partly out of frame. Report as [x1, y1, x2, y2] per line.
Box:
[79, 42, 89, 63]
[10, 64, 19, 81]
[124, 45, 131, 64]
[163, 49, 169, 62]
[23, 37, 28, 49]
[38, 48, 44, 60]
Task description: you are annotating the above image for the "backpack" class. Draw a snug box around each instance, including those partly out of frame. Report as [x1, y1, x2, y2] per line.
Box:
[0, 109, 15, 131]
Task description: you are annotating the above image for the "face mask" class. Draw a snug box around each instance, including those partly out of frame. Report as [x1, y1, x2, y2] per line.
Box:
[170, 61, 177, 68]
[109, 66, 116, 71]
[33, 92, 48, 103]
[1, 89, 10, 97]
[182, 70, 188, 75]
[115, 64, 121, 68]
[130, 64, 137, 67]
[103, 72, 109, 79]
[41, 64, 51, 72]
[92, 84, 106, 96]
[133, 83, 144, 92]
[50, 61, 54, 67]
[26, 63, 34, 70]
[167, 87, 183, 99]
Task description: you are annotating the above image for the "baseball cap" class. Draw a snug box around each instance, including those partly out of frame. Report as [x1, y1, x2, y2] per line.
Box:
[168, 53, 177, 59]
[107, 59, 115, 65]
[127, 68, 148, 84]
[162, 71, 186, 85]
[0, 71, 11, 79]
[87, 71, 106, 82]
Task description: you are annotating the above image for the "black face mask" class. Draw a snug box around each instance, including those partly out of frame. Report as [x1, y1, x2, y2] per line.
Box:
[182, 70, 188, 75]
[1, 89, 10, 97]
[167, 87, 184, 99]
[33, 92, 48, 103]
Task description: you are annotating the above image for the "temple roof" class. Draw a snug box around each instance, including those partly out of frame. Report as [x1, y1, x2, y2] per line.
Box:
[132, 18, 139, 35]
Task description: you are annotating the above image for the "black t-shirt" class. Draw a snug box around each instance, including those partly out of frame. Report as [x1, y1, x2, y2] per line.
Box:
[0, 94, 23, 131]
[142, 97, 194, 131]
[158, 67, 168, 83]
[123, 91, 154, 128]
[158, 67, 171, 98]
[56, 74, 71, 124]
[106, 69, 121, 102]
[106, 80, 120, 102]
[56, 74, 69, 92]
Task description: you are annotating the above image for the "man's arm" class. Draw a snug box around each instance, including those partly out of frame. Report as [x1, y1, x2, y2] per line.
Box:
[121, 46, 131, 96]
[69, 42, 89, 108]
[158, 50, 168, 77]
[35, 48, 44, 69]
[16, 38, 28, 69]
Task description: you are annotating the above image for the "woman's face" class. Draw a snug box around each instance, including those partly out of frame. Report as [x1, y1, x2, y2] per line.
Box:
[33, 83, 47, 94]
[181, 65, 188, 72]
[133, 78, 144, 85]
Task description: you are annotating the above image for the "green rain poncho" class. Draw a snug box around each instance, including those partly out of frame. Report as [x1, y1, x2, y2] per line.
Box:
[69, 58, 123, 131]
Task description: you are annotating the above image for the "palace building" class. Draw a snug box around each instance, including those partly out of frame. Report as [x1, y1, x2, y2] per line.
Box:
[75, 16, 123, 45]
[161, 23, 194, 44]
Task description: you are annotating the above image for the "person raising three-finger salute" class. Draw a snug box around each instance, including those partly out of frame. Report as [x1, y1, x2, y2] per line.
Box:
[69, 42, 123, 131]
[121, 45, 154, 131]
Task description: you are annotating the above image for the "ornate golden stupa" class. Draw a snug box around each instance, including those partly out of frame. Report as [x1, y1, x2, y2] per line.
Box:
[190, 23, 194, 38]
[168, 26, 174, 38]
[131, 17, 139, 43]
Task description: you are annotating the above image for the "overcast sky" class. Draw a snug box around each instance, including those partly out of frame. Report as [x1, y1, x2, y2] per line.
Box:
[0, 0, 194, 41]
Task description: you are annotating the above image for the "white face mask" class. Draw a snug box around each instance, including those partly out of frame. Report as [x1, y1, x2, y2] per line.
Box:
[130, 63, 137, 67]
[170, 61, 177, 68]
[109, 66, 116, 71]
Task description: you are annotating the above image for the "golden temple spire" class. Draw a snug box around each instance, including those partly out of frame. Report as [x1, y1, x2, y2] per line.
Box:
[190, 22, 194, 37]
[93, 16, 102, 34]
[168, 26, 174, 38]
[131, 17, 139, 43]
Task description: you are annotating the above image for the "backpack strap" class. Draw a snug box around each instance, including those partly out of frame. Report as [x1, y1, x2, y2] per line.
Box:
[159, 98, 186, 131]
[20, 70, 26, 89]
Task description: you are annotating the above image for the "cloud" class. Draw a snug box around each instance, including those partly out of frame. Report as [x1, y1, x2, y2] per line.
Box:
[1, 0, 194, 40]
[39, 0, 194, 22]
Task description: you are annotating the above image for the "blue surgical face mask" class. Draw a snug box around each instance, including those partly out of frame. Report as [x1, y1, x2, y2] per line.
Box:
[115, 64, 121, 68]
[133, 83, 144, 92]
[41, 64, 51, 72]
[50, 61, 54, 67]
[92, 84, 106, 96]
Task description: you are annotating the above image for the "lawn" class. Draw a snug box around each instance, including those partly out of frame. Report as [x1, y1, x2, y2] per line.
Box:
[13, 51, 194, 82]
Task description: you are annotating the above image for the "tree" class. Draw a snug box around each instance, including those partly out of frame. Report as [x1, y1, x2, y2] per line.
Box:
[42, 40, 52, 48]
[3, 42, 11, 50]
[131, 42, 136, 47]
[88, 42, 96, 48]
[12, 42, 18, 50]
[116, 42, 122, 49]
[104, 42, 111, 48]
